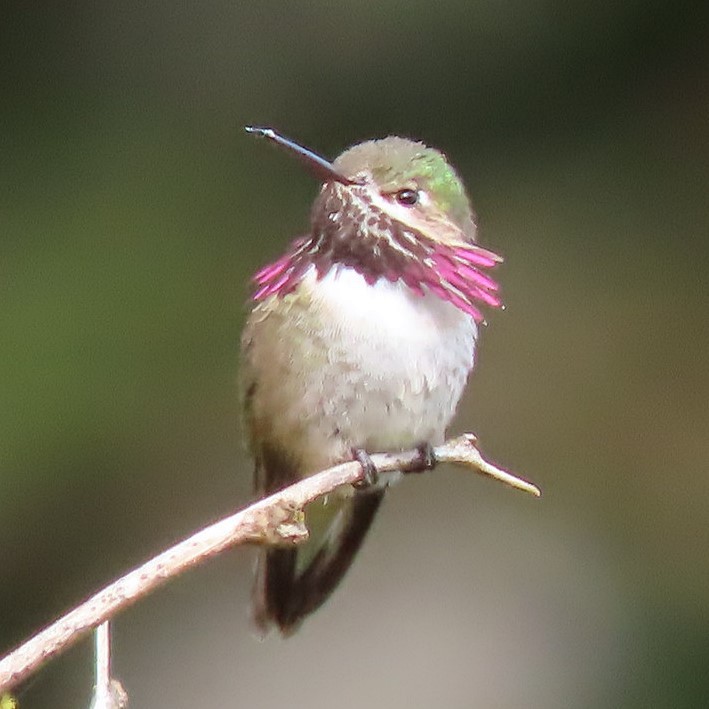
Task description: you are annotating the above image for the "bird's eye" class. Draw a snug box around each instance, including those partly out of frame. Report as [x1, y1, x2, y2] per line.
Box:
[394, 189, 419, 206]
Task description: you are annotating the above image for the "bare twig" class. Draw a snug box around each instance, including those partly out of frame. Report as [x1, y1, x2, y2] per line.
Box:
[88, 622, 128, 709]
[0, 434, 539, 692]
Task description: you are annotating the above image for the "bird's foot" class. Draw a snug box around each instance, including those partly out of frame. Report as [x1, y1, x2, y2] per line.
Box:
[352, 448, 379, 489]
[407, 443, 438, 474]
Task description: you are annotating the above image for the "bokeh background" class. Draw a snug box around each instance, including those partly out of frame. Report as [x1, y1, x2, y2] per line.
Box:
[2, 1, 708, 707]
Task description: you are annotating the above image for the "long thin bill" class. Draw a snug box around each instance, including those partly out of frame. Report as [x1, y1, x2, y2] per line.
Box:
[245, 126, 356, 185]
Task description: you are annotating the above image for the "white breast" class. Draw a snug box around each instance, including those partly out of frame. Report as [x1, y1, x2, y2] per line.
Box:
[244, 266, 478, 475]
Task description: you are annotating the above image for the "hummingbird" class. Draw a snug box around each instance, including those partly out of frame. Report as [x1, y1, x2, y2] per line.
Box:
[241, 127, 503, 635]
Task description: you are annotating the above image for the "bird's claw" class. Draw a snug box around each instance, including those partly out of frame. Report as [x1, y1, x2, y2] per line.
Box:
[406, 443, 437, 474]
[352, 448, 379, 489]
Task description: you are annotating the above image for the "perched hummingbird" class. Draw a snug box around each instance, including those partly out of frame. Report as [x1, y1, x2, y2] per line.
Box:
[241, 127, 503, 635]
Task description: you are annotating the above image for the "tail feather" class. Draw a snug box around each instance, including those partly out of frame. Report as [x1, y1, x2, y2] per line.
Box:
[252, 489, 384, 635]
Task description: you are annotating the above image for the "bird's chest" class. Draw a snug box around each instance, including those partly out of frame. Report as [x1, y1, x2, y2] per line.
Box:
[244, 267, 478, 468]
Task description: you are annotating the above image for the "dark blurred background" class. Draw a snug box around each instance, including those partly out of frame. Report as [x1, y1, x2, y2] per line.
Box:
[2, 1, 708, 707]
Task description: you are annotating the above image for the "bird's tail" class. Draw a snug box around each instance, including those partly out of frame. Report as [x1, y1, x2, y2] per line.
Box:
[251, 489, 384, 635]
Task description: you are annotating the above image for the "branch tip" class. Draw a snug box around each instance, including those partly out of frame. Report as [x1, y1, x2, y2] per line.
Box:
[435, 434, 541, 497]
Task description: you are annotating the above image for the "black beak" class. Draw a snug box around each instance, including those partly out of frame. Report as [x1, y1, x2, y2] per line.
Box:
[245, 126, 357, 185]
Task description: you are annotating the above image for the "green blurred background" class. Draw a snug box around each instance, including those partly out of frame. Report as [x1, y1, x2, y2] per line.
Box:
[2, 1, 708, 707]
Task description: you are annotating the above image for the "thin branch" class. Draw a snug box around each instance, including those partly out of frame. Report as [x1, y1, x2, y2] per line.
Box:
[92, 623, 111, 706]
[0, 433, 539, 692]
[89, 622, 127, 709]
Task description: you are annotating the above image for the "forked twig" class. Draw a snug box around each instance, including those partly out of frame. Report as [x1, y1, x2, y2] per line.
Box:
[0, 434, 539, 692]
